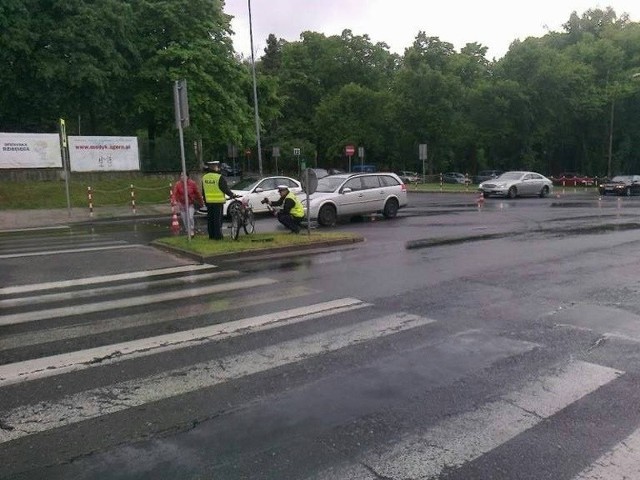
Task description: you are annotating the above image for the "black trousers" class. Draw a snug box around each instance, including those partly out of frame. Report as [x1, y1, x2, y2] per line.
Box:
[277, 211, 303, 233]
[206, 202, 224, 240]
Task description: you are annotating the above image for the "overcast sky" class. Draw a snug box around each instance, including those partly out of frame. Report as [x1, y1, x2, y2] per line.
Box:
[223, 0, 639, 60]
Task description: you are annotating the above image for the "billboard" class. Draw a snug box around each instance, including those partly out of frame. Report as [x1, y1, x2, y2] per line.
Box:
[0, 133, 62, 169]
[68, 136, 140, 172]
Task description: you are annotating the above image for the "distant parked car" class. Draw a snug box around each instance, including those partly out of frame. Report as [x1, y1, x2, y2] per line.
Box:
[398, 171, 419, 183]
[598, 175, 640, 196]
[478, 171, 553, 198]
[442, 172, 468, 184]
[303, 172, 408, 226]
[310, 168, 329, 179]
[552, 172, 595, 187]
[473, 170, 503, 184]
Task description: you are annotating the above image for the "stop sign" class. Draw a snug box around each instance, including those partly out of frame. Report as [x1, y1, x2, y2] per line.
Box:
[345, 144, 355, 156]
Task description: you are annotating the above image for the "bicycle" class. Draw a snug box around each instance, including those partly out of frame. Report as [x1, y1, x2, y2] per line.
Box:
[228, 196, 255, 240]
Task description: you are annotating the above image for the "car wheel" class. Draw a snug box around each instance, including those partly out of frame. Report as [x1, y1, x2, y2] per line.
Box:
[318, 204, 337, 227]
[539, 186, 549, 198]
[507, 186, 517, 199]
[383, 198, 399, 219]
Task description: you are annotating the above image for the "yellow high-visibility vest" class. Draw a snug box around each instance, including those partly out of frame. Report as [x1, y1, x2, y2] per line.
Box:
[202, 172, 225, 203]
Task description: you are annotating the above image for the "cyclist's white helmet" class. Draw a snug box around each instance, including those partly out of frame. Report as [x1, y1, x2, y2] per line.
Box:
[277, 185, 289, 191]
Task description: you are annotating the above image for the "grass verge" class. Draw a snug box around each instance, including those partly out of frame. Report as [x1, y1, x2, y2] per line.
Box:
[153, 231, 363, 257]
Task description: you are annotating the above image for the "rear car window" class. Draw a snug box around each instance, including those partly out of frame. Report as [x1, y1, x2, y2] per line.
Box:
[379, 175, 400, 187]
[361, 176, 381, 189]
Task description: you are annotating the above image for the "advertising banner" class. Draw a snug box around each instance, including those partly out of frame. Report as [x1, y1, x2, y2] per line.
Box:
[68, 136, 140, 172]
[0, 133, 62, 169]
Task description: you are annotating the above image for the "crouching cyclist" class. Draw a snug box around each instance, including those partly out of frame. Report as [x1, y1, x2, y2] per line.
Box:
[262, 185, 304, 234]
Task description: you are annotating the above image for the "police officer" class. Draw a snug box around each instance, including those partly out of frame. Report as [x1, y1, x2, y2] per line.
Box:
[264, 185, 305, 234]
[202, 161, 236, 240]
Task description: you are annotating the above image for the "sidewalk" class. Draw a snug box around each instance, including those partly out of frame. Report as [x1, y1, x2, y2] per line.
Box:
[0, 204, 172, 232]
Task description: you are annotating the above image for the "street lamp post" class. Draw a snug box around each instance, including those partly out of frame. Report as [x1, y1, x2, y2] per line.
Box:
[248, 0, 263, 176]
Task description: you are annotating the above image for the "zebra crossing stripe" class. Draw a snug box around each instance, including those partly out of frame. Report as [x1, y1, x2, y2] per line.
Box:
[313, 361, 623, 480]
[573, 427, 640, 479]
[0, 277, 277, 327]
[0, 312, 433, 444]
[0, 286, 318, 352]
[0, 298, 369, 386]
[0, 270, 240, 308]
[0, 244, 140, 259]
[0, 264, 216, 296]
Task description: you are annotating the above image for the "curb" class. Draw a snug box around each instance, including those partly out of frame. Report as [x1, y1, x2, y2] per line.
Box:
[151, 236, 365, 264]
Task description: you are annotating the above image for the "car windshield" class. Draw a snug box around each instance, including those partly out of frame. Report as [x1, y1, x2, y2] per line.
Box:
[231, 178, 260, 191]
[316, 176, 348, 193]
[498, 172, 524, 180]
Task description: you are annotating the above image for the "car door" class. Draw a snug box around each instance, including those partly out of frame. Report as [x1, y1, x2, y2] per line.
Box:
[360, 175, 384, 213]
[521, 174, 537, 195]
[251, 178, 278, 212]
[338, 177, 365, 215]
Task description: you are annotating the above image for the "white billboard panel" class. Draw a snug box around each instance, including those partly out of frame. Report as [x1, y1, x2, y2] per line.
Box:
[69, 136, 140, 172]
[0, 133, 62, 169]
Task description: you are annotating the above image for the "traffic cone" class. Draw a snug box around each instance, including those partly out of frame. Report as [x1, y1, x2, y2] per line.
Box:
[171, 209, 180, 234]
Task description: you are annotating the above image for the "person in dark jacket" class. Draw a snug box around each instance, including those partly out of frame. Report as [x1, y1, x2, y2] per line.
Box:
[263, 185, 305, 234]
[202, 161, 236, 240]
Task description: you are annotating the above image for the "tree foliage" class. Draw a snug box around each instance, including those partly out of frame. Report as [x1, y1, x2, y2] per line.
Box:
[1, 3, 640, 176]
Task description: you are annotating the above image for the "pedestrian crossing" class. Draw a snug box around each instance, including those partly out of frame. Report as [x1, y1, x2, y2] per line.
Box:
[0, 262, 639, 479]
[0, 227, 136, 259]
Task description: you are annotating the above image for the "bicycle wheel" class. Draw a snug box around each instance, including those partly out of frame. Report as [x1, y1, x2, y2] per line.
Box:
[243, 209, 255, 234]
[230, 213, 241, 240]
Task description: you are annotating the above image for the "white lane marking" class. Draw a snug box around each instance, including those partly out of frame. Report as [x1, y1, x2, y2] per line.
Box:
[0, 311, 432, 443]
[0, 298, 369, 386]
[0, 244, 139, 259]
[0, 225, 70, 234]
[0, 286, 318, 351]
[0, 277, 277, 327]
[573, 427, 640, 479]
[318, 361, 622, 480]
[0, 264, 215, 295]
[0, 271, 239, 308]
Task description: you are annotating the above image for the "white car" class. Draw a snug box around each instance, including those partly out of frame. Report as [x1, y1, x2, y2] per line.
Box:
[197, 176, 303, 217]
[303, 172, 408, 226]
[478, 171, 553, 198]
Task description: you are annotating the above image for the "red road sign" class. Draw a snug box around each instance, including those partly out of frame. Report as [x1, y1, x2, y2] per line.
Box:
[345, 145, 355, 156]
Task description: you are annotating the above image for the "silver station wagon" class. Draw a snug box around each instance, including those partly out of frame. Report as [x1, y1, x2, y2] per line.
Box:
[303, 172, 408, 226]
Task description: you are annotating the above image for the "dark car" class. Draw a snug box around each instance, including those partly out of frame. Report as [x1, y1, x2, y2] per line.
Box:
[598, 175, 640, 196]
[473, 170, 503, 184]
[220, 162, 242, 177]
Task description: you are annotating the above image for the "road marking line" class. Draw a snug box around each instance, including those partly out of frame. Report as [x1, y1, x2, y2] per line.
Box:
[0, 277, 277, 327]
[318, 361, 622, 480]
[0, 298, 369, 386]
[0, 311, 430, 443]
[0, 270, 239, 308]
[0, 286, 318, 351]
[573, 427, 640, 479]
[0, 264, 215, 295]
[0, 244, 140, 259]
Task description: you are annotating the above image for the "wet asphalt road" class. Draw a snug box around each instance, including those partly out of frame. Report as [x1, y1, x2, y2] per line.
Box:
[4, 190, 640, 479]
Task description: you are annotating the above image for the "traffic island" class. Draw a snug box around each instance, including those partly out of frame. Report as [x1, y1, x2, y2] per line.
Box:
[152, 231, 364, 263]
